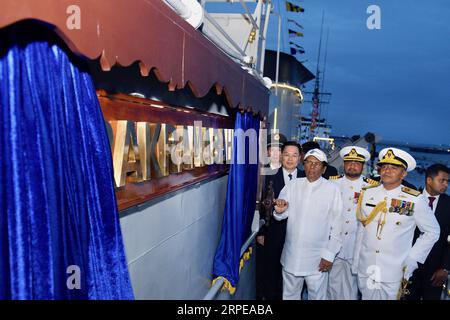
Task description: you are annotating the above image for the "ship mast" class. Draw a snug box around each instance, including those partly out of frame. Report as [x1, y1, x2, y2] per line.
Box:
[303, 11, 331, 142]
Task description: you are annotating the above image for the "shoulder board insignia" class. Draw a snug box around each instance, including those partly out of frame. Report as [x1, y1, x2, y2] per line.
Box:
[329, 175, 343, 180]
[363, 177, 380, 186]
[362, 184, 379, 190]
[401, 186, 421, 197]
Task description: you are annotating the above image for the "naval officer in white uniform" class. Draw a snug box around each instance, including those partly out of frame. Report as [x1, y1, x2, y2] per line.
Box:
[352, 147, 440, 300]
[327, 146, 379, 300]
[274, 149, 344, 300]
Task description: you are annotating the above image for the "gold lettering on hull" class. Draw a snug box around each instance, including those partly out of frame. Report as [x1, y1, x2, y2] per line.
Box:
[183, 125, 194, 170]
[224, 128, 234, 164]
[137, 122, 151, 181]
[109, 120, 233, 187]
[193, 121, 204, 168]
[112, 120, 143, 187]
[212, 128, 224, 165]
[150, 123, 169, 178]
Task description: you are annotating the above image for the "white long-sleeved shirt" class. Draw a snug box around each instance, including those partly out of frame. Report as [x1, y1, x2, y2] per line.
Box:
[274, 177, 344, 276]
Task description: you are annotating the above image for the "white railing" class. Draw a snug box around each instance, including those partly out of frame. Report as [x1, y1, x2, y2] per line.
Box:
[203, 214, 264, 300]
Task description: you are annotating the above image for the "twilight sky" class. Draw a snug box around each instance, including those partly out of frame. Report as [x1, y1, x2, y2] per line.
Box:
[266, 0, 450, 146]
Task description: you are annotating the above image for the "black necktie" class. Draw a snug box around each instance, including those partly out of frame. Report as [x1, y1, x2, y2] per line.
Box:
[288, 174, 293, 181]
[428, 196, 436, 210]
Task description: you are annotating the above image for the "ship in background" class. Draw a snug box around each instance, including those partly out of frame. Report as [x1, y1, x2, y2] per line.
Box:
[257, 0, 316, 140]
[300, 13, 333, 151]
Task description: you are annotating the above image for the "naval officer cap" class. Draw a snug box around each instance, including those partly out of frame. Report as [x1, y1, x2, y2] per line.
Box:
[340, 146, 370, 163]
[377, 147, 416, 172]
[267, 132, 287, 148]
[304, 148, 327, 163]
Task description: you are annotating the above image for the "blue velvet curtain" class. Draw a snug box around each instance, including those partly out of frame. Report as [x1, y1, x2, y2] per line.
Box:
[0, 25, 134, 299]
[212, 111, 260, 289]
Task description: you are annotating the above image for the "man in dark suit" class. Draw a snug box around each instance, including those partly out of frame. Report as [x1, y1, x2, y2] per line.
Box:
[407, 163, 450, 300]
[258, 141, 305, 300]
[256, 132, 287, 299]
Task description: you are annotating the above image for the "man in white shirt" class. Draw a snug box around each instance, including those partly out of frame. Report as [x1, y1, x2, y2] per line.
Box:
[327, 146, 379, 300]
[274, 148, 344, 300]
[353, 147, 440, 300]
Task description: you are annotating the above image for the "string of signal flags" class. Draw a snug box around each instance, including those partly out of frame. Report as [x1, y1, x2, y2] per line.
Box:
[286, 0, 305, 13]
[286, 1, 305, 56]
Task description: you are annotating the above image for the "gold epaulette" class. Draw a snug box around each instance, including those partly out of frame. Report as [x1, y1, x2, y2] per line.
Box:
[363, 177, 381, 186]
[362, 183, 379, 190]
[401, 186, 420, 197]
[329, 175, 343, 180]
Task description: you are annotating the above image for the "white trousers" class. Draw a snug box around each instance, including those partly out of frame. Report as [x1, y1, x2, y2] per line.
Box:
[327, 257, 359, 300]
[358, 276, 401, 300]
[282, 268, 328, 300]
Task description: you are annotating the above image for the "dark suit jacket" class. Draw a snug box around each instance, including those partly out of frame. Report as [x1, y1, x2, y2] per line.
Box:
[416, 193, 450, 276]
[261, 167, 305, 221]
[266, 168, 290, 198]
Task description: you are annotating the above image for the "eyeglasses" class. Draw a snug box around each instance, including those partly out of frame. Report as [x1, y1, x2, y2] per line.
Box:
[304, 160, 322, 167]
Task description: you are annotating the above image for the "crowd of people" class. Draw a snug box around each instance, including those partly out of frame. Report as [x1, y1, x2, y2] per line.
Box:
[256, 135, 450, 300]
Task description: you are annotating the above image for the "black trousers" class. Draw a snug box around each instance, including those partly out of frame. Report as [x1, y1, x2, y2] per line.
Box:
[262, 219, 287, 300]
[406, 268, 443, 300]
[255, 241, 265, 300]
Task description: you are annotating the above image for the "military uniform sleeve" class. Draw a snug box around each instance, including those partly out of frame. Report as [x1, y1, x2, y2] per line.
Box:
[352, 221, 364, 274]
[351, 190, 366, 274]
[408, 196, 440, 264]
[273, 184, 290, 221]
[321, 186, 343, 262]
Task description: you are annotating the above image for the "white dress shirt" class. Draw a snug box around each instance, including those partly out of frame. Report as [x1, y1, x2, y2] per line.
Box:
[423, 189, 440, 214]
[282, 168, 297, 185]
[274, 177, 344, 276]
